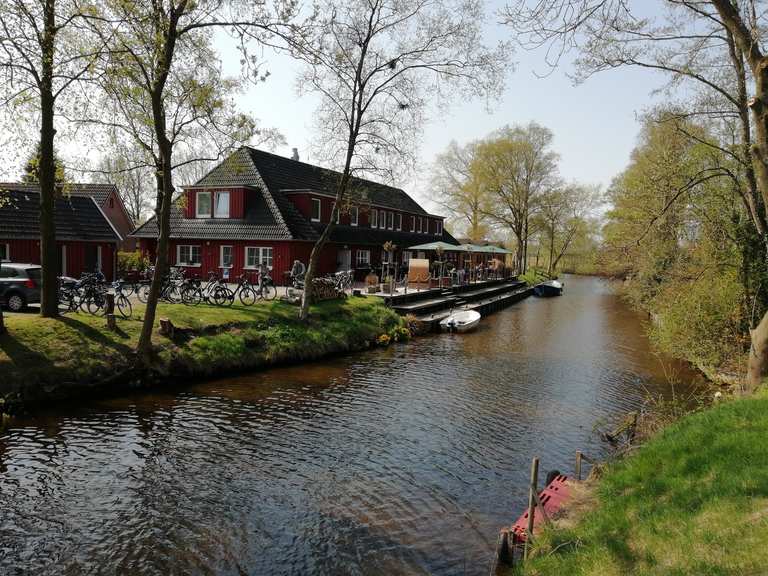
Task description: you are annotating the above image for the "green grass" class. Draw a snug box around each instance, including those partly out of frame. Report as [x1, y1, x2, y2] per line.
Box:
[0, 297, 403, 406]
[519, 393, 768, 576]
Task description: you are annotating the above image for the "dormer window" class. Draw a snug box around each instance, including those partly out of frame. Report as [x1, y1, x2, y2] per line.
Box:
[387, 212, 394, 230]
[351, 206, 358, 226]
[312, 198, 321, 222]
[196, 191, 211, 218]
[436, 220, 443, 236]
[396, 213, 402, 231]
[379, 209, 386, 229]
[371, 208, 377, 227]
[410, 216, 415, 232]
[214, 191, 230, 218]
[417, 217, 423, 233]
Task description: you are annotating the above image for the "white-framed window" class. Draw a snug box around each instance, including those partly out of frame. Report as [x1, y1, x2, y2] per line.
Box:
[436, 220, 443, 236]
[351, 206, 358, 226]
[196, 191, 211, 218]
[245, 246, 273, 269]
[410, 216, 415, 232]
[0, 243, 9, 261]
[220, 245, 233, 268]
[177, 245, 201, 266]
[417, 217, 423, 233]
[371, 208, 378, 228]
[311, 198, 321, 222]
[387, 212, 394, 229]
[215, 191, 230, 218]
[396, 213, 402, 231]
[379, 209, 386, 229]
[356, 249, 371, 267]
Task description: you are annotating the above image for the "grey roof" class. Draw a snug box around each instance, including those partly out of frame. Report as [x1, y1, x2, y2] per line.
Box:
[0, 182, 118, 206]
[0, 188, 119, 242]
[132, 146, 442, 242]
[194, 147, 430, 215]
[323, 224, 459, 247]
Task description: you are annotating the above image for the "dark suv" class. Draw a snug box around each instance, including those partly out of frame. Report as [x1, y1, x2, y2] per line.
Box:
[0, 263, 42, 312]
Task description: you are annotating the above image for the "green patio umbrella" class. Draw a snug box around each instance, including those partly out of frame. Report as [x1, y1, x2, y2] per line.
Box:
[407, 241, 465, 251]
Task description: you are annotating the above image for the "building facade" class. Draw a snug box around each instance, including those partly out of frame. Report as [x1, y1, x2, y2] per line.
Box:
[0, 188, 121, 279]
[131, 147, 458, 284]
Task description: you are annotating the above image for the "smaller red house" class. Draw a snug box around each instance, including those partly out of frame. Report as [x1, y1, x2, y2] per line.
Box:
[0, 187, 121, 279]
[0, 182, 136, 251]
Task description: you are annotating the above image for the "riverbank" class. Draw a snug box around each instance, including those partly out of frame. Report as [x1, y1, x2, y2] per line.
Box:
[515, 391, 768, 575]
[0, 297, 404, 412]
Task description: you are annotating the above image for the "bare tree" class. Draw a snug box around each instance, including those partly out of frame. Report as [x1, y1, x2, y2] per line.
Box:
[93, 148, 153, 225]
[428, 140, 491, 242]
[0, 0, 108, 316]
[286, 0, 509, 320]
[502, 0, 768, 389]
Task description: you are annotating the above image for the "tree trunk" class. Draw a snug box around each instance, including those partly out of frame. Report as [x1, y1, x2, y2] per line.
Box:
[547, 226, 555, 276]
[38, 0, 58, 318]
[298, 218, 336, 320]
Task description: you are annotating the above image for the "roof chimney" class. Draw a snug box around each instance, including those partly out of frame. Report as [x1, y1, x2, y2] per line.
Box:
[291, 147, 299, 161]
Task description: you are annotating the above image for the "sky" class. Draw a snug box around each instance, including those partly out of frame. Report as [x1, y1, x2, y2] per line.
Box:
[215, 0, 668, 213]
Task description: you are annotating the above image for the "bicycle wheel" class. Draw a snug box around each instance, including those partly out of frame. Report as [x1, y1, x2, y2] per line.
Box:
[87, 293, 106, 316]
[167, 284, 183, 304]
[239, 286, 257, 306]
[116, 295, 132, 318]
[137, 283, 151, 303]
[262, 282, 277, 300]
[182, 285, 202, 306]
[212, 285, 231, 306]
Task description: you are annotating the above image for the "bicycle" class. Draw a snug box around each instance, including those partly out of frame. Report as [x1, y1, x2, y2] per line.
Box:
[254, 266, 277, 300]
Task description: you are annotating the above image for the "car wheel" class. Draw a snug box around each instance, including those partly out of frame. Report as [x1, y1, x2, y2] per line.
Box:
[6, 292, 26, 312]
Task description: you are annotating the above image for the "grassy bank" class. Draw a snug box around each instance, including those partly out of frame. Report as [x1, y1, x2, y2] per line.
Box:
[0, 297, 404, 410]
[517, 393, 768, 576]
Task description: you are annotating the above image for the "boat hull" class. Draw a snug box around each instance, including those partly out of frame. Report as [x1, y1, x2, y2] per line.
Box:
[440, 310, 481, 333]
[533, 281, 563, 297]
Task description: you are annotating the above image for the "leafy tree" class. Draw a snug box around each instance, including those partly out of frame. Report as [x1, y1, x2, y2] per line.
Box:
[21, 142, 67, 184]
[288, 0, 509, 320]
[429, 140, 491, 243]
[0, 0, 107, 317]
[91, 0, 295, 362]
[471, 122, 560, 274]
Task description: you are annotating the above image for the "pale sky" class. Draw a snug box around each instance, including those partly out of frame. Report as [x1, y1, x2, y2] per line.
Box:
[216, 0, 668, 214]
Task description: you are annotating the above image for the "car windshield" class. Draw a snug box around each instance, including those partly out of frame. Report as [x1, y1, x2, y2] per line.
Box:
[26, 268, 42, 282]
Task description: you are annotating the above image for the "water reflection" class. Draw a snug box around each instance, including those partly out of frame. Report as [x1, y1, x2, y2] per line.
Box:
[0, 276, 699, 575]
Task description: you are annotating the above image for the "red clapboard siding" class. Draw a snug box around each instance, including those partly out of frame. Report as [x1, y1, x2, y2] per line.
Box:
[185, 190, 196, 218]
[4, 239, 115, 280]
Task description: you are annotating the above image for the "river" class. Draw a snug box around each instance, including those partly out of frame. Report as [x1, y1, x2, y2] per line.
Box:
[0, 276, 700, 575]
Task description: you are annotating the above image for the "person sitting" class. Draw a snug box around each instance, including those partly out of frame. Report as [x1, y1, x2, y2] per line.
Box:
[290, 259, 306, 288]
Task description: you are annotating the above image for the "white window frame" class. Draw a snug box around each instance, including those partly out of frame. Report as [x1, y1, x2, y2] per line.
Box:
[387, 211, 394, 230]
[245, 246, 273, 270]
[356, 249, 371, 267]
[196, 191, 212, 218]
[311, 198, 321, 222]
[214, 191, 230, 218]
[220, 245, 233, 268]
[410, 216, 415, 232]
[417, 217, 423, 233]
[436, 220, 443, 236]
[177, 244, 202, 267]
[370, 208, 378, 228]
[396, 213, 402, 231]
[351, 206, 359, 226]
[379, 209, 386, 229]
[0, 242, 9, 262]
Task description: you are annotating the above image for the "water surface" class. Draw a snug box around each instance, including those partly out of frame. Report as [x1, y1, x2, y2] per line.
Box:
[0, 276, 699, 575]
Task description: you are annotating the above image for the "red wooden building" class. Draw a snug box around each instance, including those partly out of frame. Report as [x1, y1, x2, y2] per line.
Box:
[131, 147, 458, 284]
[0, 182, 136, 251]
[0, 187, 122, 279]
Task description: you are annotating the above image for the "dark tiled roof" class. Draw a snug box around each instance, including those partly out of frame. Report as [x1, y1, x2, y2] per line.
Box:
[0, 182, 118, 206]
[130, 189, 319, 241]
[0, 188, 119, 242]
[323, 224, 459, 247]
[194, 147, 430, 215]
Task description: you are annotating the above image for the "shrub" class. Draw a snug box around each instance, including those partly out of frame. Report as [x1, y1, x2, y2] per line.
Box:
[117, 250, 149, 277]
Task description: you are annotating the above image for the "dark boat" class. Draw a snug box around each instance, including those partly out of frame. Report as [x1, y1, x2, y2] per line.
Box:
[533, 280, 563, 297]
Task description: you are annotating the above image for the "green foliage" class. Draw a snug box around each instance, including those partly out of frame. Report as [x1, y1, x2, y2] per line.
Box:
[116, 250, 149, 276]
[520, 267, 549, 285]
[21, 142, 66, 184]
[520, 394, 768, 575]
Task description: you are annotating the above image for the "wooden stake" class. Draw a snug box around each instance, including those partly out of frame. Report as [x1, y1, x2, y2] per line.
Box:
[575, 450, 582, 481]
[524, 456, 539, 561]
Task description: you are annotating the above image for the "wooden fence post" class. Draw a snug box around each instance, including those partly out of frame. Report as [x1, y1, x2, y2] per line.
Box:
[524, 456, 539, 561]
[575, 450, 582, 481]
[105, 293, 116, 331]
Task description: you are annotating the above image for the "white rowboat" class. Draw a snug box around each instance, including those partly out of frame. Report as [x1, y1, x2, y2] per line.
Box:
[440, 309, 481, 333]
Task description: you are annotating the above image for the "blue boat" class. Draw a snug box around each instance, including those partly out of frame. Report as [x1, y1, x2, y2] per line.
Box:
[533, 280, 563, 297]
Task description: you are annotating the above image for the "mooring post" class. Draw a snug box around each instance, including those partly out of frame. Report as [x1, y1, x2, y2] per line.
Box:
[575, 450, 582, 481]
[105, 293, 116, 331]
[524, 456, 539, 561]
